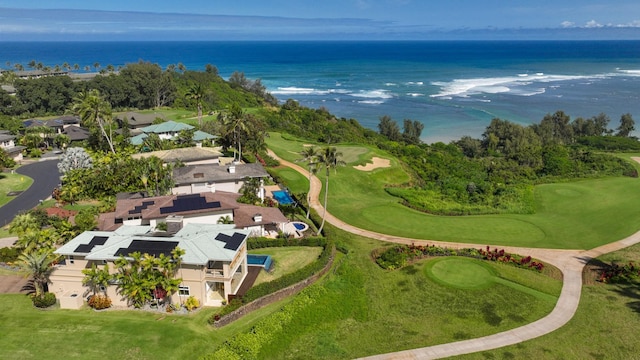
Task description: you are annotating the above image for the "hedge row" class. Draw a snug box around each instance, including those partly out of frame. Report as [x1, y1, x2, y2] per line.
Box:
[208, 237, 332, 323]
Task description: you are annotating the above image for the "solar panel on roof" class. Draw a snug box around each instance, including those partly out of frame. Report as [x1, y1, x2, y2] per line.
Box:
[128, 200, 156, 214]
[90, 236, 108, 246]
[74, 244, 95, 253]
[114, 239, 179, 258]
[215, 232, 246, 251]
[160, 194, 221, 214]
[73, 236, 109, 253]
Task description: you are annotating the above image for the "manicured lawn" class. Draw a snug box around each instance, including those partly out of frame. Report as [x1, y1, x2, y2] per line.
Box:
[249, 246, 323, 286]
[255, 227, 561, 359]
[0, 172, 33, 208]
[269, 167, 309, 195]
[0, 292, 289, 360]
[458, 243, 640, 360]
[266, 133, 640, 250]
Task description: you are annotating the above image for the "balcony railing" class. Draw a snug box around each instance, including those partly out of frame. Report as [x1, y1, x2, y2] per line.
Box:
[205, 269, 224, 277]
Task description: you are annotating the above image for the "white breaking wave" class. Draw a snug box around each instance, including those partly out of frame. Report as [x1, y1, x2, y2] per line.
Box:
[430, 73, 604, 98]
[349, 89, 394, 99]
[616, 68, 640, 76]
[407, 93, 425, 97]
[358, 100, 385, 105]
[406, 81, 424, 85]
[271, 87, 350, 96]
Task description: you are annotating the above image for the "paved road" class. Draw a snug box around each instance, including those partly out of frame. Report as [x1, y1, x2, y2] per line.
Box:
[0, 159, 60, 227]
[267, 149, 640, 360]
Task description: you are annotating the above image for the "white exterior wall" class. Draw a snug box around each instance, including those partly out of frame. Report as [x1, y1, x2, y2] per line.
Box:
[172, 181, 243, 195]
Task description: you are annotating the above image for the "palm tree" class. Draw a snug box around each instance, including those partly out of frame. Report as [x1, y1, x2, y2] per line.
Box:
[220, 104, 248, 162]
[297, 146, 319, 219]
[185, 83, 205, 127]
[315, 147, 345, 235]
[18, 249, 55, 297]
[82, 263, 111, 296]
[217, 215, 233, 224]
[9, 213, 39, 235]
[72, 89, 116, 153]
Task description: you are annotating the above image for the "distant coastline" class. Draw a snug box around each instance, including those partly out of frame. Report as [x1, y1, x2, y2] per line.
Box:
[2, 40, 639, 143]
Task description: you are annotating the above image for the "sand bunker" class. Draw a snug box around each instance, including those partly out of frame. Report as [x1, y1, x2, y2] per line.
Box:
[354, 157, 391, 171]
[632, 157, 640, 165]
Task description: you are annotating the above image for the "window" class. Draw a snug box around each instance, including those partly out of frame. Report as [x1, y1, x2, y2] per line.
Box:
[179, 286, 190, 296]
[69, 255, 74, 264]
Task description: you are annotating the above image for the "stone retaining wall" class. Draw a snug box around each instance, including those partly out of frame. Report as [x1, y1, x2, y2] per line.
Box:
[214, 246, 336, 327]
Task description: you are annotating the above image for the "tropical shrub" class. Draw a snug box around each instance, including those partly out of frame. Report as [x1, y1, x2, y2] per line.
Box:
[31, 292, 56, 308]
[597, 262, 640, 283]
[374, 244, 544, 272]
[88, 294, 112, 310]
[0, 247, 19, 263]
[184, 296, 200, 311]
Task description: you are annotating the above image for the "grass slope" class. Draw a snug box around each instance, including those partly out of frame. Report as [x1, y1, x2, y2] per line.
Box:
[266, 134, 640, 249]
[249, 246, 323, 285]
[256, 228, 560, 359]
[0, 173, 33, 208]
[458, 243, 640, 360]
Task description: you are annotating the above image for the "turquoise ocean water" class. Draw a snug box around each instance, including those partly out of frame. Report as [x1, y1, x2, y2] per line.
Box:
[2, 41, 639, 142]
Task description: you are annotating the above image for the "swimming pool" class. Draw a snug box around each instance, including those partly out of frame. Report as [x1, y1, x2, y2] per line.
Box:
[247, 254, 273, 271]
[272, 190, 295, 205]
[291, 221, 309, 232]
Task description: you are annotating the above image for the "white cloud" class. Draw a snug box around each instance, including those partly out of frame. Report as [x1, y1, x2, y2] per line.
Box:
[585, 20, 603, 28]
[560, 21, 575, 28]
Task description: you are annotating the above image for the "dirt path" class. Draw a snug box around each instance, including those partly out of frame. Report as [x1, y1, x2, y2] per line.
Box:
[0, 275, 28, 293]
[268, 149, 640, 359]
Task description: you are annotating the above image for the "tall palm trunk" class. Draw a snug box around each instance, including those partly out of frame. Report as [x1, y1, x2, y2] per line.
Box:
[306, 169, 313, 219]
[317, 170, 330, 235]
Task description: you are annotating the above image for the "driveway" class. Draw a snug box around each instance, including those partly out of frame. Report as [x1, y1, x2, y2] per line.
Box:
[0, 159, 60, 227]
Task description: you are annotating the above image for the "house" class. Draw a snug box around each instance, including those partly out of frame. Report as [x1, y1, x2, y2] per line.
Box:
[50, 222, 250, 309]
[0, 132, 25, 162]
[115, 112, 165, 133]
[172, 162, 269, 195]
[131, 146, 223, 166]
[23, 116, 81, 134]
[62, 126, 90, 144]
[129, 120, 216, 146]
[97, 191, 288, 237]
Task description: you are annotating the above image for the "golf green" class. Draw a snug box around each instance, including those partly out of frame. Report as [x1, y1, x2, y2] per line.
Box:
[426, 257, 497, 290]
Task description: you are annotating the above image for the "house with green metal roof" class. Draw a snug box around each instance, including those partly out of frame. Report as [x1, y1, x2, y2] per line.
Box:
[129, 120, 216, 146]
[50, 222, 250, 309]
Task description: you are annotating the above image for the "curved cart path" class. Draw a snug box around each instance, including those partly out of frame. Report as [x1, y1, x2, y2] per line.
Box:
[268, 149, 640, 359]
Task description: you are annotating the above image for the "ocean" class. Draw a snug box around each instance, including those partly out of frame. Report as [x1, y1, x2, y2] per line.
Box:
[2, 41, 640, 143]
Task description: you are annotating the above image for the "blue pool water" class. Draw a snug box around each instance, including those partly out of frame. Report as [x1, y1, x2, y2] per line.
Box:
[272, 190, 295, 205]
[292, 222, 308, 231]
[247, 254, 273, 271]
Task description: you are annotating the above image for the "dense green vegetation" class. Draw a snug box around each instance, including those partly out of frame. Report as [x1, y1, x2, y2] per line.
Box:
[381, 115, 637, 216]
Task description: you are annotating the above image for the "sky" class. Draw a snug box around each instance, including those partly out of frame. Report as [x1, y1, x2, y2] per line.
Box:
[1, 1, 640, 40]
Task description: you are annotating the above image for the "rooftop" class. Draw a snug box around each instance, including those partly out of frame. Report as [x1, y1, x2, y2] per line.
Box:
[56, 223, 249, 264]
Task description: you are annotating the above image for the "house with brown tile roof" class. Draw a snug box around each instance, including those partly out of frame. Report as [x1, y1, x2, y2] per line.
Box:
[98, 191, 288, 237]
